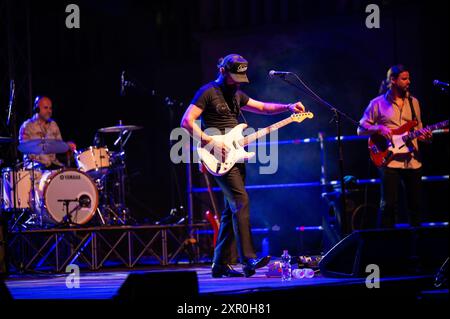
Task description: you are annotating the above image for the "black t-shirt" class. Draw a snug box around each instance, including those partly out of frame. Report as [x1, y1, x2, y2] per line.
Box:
[190, 81, 250, 133]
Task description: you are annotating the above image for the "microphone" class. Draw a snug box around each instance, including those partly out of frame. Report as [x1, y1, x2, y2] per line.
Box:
[6, 80, 15, 126]
[269, 70, 292, 78]
[120, 71, 125, 96]
[433, 79, 449, 88]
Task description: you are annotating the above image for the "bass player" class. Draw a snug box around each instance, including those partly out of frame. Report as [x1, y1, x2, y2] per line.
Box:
[357, 65, 432, 228]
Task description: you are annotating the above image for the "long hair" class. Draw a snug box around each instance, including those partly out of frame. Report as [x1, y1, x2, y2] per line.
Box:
[378, 64, 409, 94]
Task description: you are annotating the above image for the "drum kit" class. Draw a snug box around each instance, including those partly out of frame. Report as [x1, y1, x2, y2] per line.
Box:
[0, 124, 142, 231]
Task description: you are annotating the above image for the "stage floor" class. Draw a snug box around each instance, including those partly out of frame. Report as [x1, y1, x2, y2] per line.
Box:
[3, 264, 439, 300]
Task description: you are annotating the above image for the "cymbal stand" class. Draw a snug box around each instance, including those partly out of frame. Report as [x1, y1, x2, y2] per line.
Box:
[8, 161, 19, 231]
[92, 178, 105, 225]
[96, 174, 124, 225]
[113, 129, 132, 224]
[31, 160, 41, 227]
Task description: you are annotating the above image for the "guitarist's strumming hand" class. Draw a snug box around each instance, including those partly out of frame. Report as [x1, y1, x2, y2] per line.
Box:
[288, 101, 306, 113]
[212, 140, 230, 161]
[375, 125, 392, 140]
[200, 132, 231, 161]
[417, 127, 433, 141]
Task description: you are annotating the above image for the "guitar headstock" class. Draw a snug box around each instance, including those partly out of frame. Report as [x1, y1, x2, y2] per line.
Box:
[291, 111, 314, 123]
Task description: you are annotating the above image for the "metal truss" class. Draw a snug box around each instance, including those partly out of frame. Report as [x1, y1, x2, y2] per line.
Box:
[8, 224, 208, 273]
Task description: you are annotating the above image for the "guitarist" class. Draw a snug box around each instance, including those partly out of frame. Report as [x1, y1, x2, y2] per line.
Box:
[357, 65, 432, 228]
[181, 53, 305, 277]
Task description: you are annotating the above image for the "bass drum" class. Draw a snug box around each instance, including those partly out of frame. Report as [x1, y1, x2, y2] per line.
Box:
[36, 169, 98, 225]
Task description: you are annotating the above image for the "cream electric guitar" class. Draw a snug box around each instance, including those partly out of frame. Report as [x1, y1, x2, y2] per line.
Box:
[198, 112, 314, 176]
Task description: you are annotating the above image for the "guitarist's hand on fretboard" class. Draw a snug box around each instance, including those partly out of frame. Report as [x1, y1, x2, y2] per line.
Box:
[417, 127, 433, 141]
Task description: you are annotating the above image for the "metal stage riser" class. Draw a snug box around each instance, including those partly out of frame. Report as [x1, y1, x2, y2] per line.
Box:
[7, 224, 209, 273]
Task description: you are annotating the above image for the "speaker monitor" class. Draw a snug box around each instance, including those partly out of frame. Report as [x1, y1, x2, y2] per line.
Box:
[0, 279, 12, 301]
[115, 271, 199, 302]
[319, 227, 448, 278]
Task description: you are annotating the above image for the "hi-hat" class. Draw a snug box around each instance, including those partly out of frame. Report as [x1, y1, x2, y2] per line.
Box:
[18, 139, 69, 154]
[98, 124, 143, 133]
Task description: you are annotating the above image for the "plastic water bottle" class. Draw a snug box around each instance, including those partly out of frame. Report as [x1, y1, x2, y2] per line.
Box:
[292, 268, 315, 279]
[281, 250, 292, 281]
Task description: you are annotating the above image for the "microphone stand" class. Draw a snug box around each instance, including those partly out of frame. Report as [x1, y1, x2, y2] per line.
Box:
[273, 73, 361, 236]
[4, 79, 18, 162]
[57, 198, 80, 226]
[3, 80, 20, 232]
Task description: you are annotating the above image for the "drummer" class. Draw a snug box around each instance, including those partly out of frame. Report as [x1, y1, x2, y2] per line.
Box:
[19, 96, 76, 170]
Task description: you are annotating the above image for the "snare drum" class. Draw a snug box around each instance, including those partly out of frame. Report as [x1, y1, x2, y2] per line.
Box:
[75, 146, 110, 177]
[36, 169, 98, 225]
[2, 168, 42, 210]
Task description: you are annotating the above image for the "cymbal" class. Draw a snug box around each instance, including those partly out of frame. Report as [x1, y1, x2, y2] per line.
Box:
[0, 136, 13, 143]
[18, 139, 69, 154]
[98, 124, 143, 133]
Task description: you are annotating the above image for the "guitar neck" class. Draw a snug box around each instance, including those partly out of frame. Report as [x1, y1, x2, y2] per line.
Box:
[240, 117, 294, 146]
[408, 120, 449, 140]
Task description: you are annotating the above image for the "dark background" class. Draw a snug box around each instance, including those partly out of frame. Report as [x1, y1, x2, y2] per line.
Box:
[1, 0, 448, 255]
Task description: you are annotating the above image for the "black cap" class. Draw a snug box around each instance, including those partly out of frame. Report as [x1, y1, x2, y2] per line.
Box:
[219, 54, 249, 83]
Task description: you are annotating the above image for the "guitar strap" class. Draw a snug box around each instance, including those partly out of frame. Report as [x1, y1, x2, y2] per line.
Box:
[407, 96, 420, 153]
[408, 96, 417, 121]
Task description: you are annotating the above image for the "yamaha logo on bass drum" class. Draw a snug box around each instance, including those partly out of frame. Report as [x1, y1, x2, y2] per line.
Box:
[60, 174, 81, 180]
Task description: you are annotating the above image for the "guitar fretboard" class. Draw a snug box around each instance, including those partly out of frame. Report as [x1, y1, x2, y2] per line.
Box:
[239, 117, 294, 146]
[407, 120, 449, 140]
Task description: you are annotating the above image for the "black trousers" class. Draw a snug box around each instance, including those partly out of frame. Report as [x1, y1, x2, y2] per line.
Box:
[378, 167, 423, 228]
[212, 163, 257, 265]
